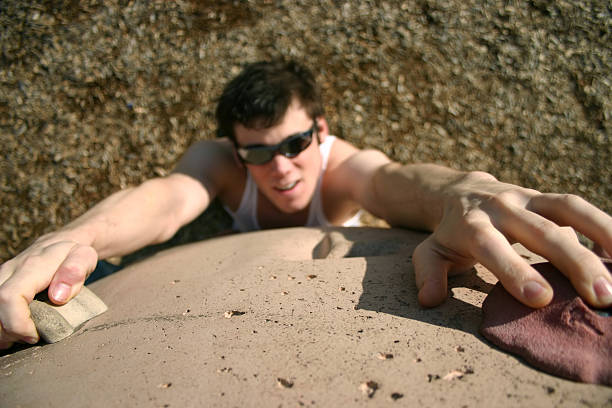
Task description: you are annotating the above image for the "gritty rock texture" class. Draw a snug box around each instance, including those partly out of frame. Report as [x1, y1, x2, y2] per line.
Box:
[1, 1, 611, 261]
[481, 261, 612, 385]
[1, 227, 610, 407]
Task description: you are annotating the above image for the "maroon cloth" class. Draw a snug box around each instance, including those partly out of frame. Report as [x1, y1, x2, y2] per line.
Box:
[480, 261, 612, 385]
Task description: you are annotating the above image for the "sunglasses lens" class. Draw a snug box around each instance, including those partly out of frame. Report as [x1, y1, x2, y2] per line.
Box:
[240, 148, 274, 165]
[282, 133, 312, 157]
[238, 126, 314, 165]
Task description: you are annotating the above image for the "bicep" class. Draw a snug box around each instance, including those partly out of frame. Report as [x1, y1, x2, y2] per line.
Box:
[167, 140, 235, 226]
[162, 173, 212, 227]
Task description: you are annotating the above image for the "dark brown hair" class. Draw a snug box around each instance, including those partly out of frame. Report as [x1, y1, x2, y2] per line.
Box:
[215, 59, 324, 142]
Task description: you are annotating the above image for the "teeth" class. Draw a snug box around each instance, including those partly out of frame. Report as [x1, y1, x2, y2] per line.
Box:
[277, 181, 297, 191]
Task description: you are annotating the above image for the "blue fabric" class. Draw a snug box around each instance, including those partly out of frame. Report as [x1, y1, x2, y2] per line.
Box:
[85, 261, 122, 284]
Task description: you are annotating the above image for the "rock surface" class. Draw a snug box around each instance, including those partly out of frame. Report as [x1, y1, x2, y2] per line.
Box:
[1, 227, 610, 407]
[481, 261, 612, 385]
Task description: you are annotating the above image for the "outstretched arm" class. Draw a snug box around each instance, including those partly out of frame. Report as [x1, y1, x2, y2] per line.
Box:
[342, 152, 612, 309]
[0, 140, 231, 349]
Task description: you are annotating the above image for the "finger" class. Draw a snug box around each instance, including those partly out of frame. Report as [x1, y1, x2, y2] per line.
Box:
[0, 321, 24, 350]
[0, 290, 39, 344]
[1, 316, 41, 348]
[412, 236, 453, 307]
[3, 242, 80, 298]
[48, 244, 98, 305]
[0, 241, 86, 344]
[465, 220, 554, 308]
[0, 332, 16, 350]
[496, 204, 612, 308]
[528, 193, 612, 257]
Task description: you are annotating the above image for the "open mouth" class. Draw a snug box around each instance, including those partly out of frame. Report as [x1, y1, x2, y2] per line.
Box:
[275, 180, 299, 191]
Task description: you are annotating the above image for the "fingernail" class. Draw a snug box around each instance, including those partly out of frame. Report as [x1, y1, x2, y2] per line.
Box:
[52, 283, 71, 303]
[25, 336, 39, 345]
[523, 281, 547, 303]
[593, 277, 612, 305]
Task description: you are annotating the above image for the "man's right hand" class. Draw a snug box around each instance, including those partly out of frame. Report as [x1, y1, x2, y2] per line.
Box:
[0, 236, 98, 349]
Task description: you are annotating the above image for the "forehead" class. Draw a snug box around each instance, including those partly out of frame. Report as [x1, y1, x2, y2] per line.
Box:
[234, 100, 313, 146]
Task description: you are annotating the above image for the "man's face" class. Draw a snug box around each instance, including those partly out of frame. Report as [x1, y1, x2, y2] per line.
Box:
[233, 101, 326, 214]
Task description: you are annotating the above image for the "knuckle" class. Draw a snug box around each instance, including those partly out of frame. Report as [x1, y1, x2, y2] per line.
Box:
[465, 170, 497, 182]
[487, 190, 524, 210]
[18, 254, 44, 271]
[557, 193, 584, 207]
[80, 245, 99, 261]
[0, 312, 30, 337]
[462, 216, 493, 245]
[460, 208, 483, 225]
[486, 194, 508, 210]
[531, 219, 558, 240]
[461, 209, 486, 229]
[1, 320, 28, 338]
[57, 263, 87, 283]
[558, 226, 578, 241]
[0, 290, 33, 338]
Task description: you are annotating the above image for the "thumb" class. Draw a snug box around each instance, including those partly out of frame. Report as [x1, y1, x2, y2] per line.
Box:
[48, 245, 98, 305]
[413, 236, 452, 308]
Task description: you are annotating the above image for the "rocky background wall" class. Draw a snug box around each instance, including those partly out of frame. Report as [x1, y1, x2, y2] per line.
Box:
[1, 0, 610, 261]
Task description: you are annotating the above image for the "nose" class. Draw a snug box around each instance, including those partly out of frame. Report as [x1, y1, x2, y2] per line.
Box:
[267, 153, 294, 175]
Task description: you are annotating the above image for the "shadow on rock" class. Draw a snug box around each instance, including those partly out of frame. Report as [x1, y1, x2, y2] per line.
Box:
[313, 227, 495, 336]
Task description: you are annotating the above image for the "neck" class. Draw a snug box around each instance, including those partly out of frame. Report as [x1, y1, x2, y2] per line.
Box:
[256, 190, 310, 229]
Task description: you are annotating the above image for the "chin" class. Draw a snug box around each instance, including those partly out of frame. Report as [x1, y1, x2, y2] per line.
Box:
[270, 184, 314, 214]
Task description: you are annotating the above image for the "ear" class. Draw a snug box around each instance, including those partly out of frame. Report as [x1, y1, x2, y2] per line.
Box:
[315, 117, 329, 144]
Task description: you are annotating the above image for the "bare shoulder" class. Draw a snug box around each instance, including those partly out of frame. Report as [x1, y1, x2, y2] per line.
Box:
[326, 137, 360, 167]
[327, 137, 391, 177]
[175, 139, 234, 167]
[325, 137, 391, 200]
[173, 138, 244, 198]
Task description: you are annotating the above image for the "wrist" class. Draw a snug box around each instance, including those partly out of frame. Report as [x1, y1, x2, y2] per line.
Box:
[438, 170, 499, 221]
[36, 225, 96, 249]
[416, 165, 471, 230]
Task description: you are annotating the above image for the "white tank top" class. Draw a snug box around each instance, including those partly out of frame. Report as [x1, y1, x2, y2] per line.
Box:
[224, 135, 362, 232]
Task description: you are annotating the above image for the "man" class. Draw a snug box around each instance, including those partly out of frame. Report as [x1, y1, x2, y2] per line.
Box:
[1, 60, 610, 349]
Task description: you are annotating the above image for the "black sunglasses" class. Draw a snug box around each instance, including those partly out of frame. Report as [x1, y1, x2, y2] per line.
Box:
[235, 123, 316, 165]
